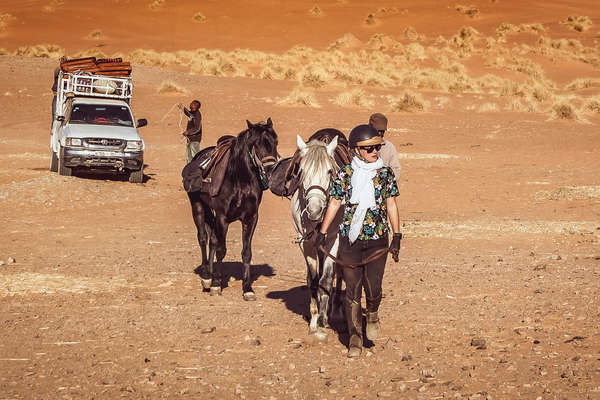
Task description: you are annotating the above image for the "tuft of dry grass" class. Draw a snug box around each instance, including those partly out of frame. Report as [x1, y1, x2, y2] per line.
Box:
[192, 12, 206, 23]
[0, 13, 15, 33]
[364, 13, 377, 25]
[565, 78, 600, 91]
[388, 92, 429, 112]
[560, 15, 592, 32]
[309, 5, 323, 16]
[548, 95, 583, 121]
[70, 48, 108, 59]
[333, 88, 374, 108]
[584, 96, 600, 113]
[13, 44, 64, 58]
[149, 0, 166, 10]
[455, 5, 480, 18]
[157, 80, 186, 94]
[278, 86, 320, 107]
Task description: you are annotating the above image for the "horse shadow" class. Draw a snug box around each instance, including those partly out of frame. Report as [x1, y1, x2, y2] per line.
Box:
[266, 286, 375, 348]
[193, 262, 275, 289]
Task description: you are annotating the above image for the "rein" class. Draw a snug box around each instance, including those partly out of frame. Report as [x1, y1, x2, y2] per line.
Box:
[249, 147, 277, 190]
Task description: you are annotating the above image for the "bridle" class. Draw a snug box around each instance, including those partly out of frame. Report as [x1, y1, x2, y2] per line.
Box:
[249, 144, 278, 190]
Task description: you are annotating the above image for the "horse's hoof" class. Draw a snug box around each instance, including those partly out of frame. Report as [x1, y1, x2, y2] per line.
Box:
[243, 291, 256, 301]
[314, 328, 328, 344]
[210, 287, 222, 296]
[201, 278, 212, 290]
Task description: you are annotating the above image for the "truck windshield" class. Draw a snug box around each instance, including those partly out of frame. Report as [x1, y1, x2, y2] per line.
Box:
[69, 104, 134, 127]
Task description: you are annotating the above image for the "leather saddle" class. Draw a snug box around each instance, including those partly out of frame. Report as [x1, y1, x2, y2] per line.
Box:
[182, 135, 235, 197]
[269, 128, 351, 198]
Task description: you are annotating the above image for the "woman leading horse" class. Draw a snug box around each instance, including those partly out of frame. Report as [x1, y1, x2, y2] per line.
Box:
[315, 124, 402, 357]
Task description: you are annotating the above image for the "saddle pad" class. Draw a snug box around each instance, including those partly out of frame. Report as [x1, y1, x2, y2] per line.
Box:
[182, 146, 215, 193]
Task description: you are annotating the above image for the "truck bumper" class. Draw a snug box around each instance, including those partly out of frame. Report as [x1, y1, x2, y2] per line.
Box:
[63, 148, 143, 171]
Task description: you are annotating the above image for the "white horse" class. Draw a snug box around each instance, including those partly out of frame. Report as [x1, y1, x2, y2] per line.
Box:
[291, 133, 344, 343]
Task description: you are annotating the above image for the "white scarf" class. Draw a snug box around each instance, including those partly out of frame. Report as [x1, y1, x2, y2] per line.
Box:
[348, 156, 384, 243]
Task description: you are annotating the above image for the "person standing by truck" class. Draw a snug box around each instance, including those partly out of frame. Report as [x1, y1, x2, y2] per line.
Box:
[51, 66, 61, 127]
[178, 100, 202, 163]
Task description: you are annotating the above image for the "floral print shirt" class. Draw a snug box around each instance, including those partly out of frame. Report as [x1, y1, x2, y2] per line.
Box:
[330, 164, 399, 240]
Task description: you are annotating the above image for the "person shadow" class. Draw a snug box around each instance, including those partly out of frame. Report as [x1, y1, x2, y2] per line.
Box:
[194, 262, 275, 289]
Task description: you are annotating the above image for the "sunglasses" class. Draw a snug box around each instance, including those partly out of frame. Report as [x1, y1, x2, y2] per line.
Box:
[359, 144, 382, 153]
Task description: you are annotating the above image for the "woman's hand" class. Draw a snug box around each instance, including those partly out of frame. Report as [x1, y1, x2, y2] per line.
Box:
[389, 233, 402, 262]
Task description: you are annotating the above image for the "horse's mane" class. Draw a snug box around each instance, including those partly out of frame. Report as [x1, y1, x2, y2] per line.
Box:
[227, 121, 273, 184]
[299, 139, 338, 186]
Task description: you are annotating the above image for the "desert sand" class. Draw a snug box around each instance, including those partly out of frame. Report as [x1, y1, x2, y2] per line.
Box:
[1, 1, 599, 399]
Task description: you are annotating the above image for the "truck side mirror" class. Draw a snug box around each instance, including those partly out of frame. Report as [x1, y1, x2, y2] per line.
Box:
[57, 116, 65, 122]
[137, 118, 147, 128]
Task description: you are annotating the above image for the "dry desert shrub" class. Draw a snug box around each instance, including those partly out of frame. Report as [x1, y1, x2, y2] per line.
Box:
[192, 13, 206, 23]
[157, 80, 186, 94]
[333, 88, 374, 108]
[0, 13, 15, 32]
[497, 22, 545, 39]
[129, 49, 178, 67]
[548, 95, 583, 121]
[584, 96, 600, 113]
[327, 33, 362, 50]
[560, 15, 592, 32]
[149, 0, 166, 10]
[367, 34, 402, 51]
[449, 26, 480, 56]
[403, 27, 424, 41]
[299, 66, 331, 88]
[309, 5, 323, 16]
[388, 92, 429, 112]
[565, 78, 600, 91]
[455, 5, 480, 18]
[278, 86, 320, 107]
[13, 44, 64, 58]
[478, 102, 498, 112]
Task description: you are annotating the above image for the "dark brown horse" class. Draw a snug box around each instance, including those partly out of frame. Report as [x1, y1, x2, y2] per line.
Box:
[186, 118, 279, 300]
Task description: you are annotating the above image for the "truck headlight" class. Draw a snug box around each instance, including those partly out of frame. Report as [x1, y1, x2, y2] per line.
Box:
[66, 138, 82, 146]
[125, 140, 143, 151]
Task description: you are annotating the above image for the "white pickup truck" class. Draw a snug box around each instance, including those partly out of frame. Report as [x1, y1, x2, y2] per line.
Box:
[50, 71, 147, 183]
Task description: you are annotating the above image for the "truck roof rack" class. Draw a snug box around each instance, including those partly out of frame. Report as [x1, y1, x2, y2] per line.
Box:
[60, 71, 133, 102]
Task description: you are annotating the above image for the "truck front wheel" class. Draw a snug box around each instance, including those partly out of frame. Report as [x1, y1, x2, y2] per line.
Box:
[58, 154, 72, 176]
[50, 151, 58, 172]
[129, 168, 143, 183]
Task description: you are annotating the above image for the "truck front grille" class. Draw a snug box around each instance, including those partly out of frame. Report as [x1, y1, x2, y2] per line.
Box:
[86, 138, 123, 147]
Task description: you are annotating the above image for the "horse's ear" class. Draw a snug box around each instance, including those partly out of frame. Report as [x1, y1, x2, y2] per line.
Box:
[296, 134, 307, 150]
[266, 117, 273, 128]
[326, 135, 338, 156]
[246, 120, 254, 129]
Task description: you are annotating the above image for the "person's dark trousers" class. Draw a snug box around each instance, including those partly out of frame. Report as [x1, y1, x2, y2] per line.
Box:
[338, 235, 388, 340]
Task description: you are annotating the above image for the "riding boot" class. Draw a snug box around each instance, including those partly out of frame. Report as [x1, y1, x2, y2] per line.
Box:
[365, 295, 382, 341]
[366, 311, 380, 341]
[345, 299, 363, 357]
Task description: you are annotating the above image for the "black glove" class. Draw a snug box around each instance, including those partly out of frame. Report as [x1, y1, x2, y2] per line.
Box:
[314, 231, 326, 251]
[389, 233, 402, 262]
